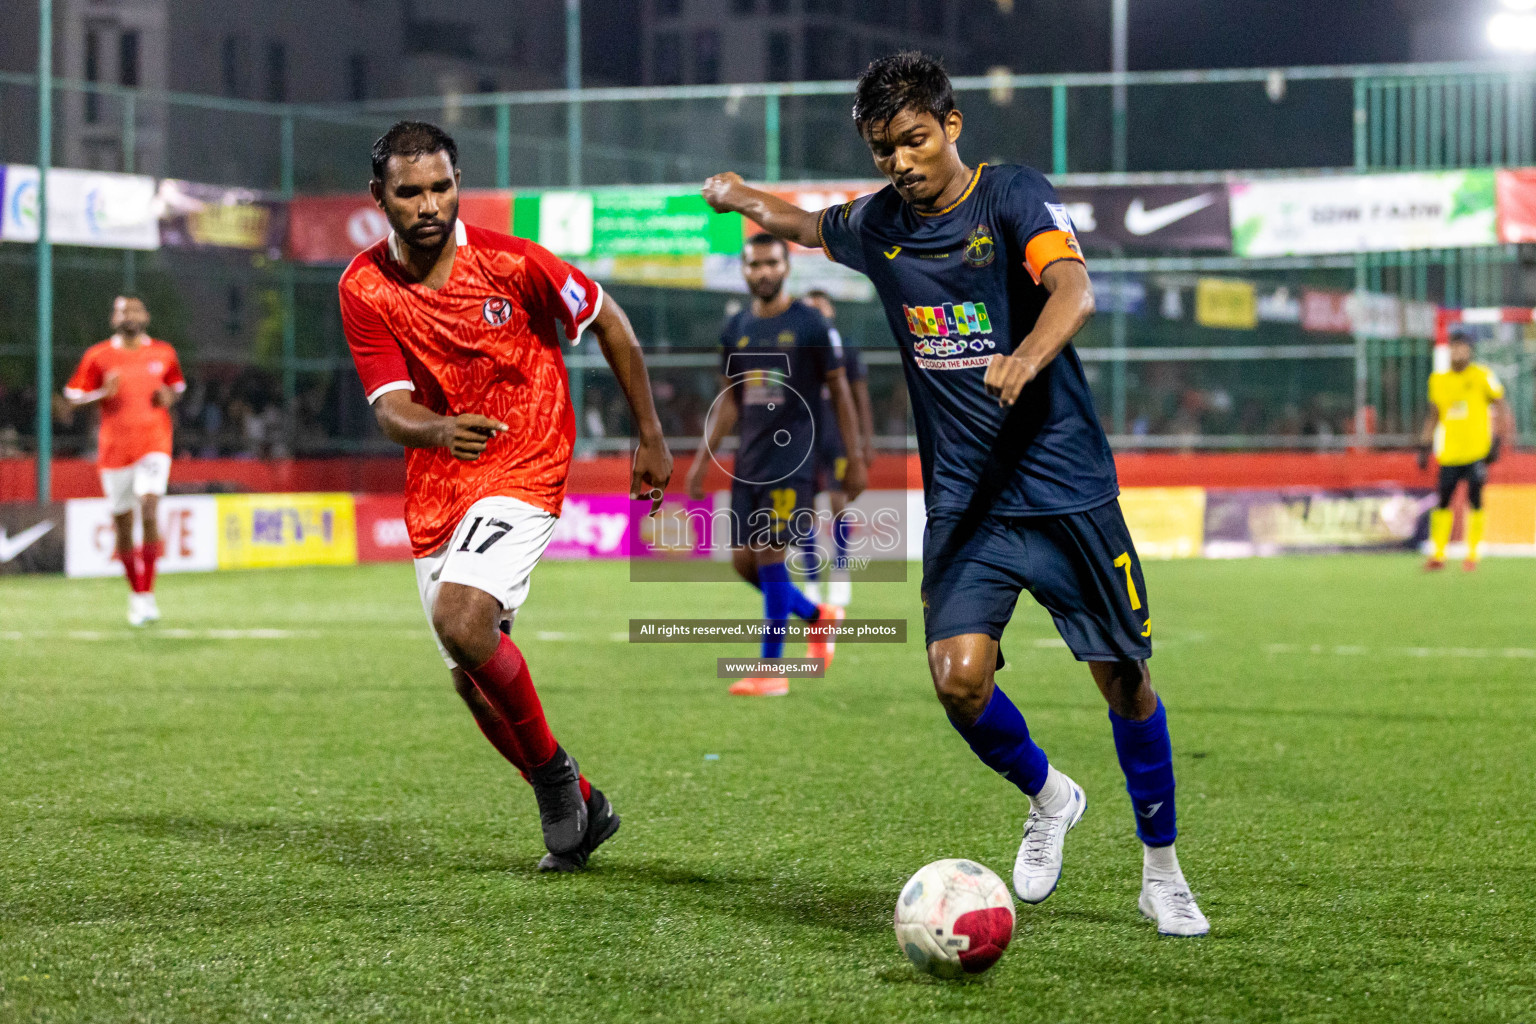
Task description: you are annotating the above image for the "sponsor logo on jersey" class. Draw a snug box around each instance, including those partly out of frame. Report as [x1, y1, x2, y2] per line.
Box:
[903, 301, 993, 339]
[482, 296, 514, 326]
[963, 224, 995, 268]
[148, 360, 165, 374]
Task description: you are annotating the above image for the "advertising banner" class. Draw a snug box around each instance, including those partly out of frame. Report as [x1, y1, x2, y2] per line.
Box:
[511, 189, 740, 258]
[353, 493, 411, 563]
[544, 493, 720, 561]
[64, 496, 218, 578]
[1056, 184, 1232, 252]
[1119, 488, 1207, 559]
[1203, 488, 1433, 557]
[0, 502, 65, 575]
[2, 166, 160, 249]
[1495, 168, 1536, 243]
[216, 493, 357, 570]
[1230, 171, 1497, 256]
[155, 179, 287, 257]
[1301, 289, 1352, 334]
[287, 191, 511, 264]
[1195, 278, 1257, 329]
[1346, 291, 1403, 339]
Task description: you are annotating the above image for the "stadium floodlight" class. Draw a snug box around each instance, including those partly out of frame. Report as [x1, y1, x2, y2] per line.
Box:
[1488, 10, 1536, 51]
[1498, 0, 1536, 10]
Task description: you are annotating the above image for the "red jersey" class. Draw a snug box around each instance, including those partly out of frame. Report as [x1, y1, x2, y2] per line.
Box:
[339, 221, 602, 557]
[63, 336, 185, 470]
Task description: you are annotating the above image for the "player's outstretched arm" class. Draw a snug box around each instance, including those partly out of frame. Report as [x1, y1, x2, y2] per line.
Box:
[685, 376, 738, 500]
[702, 173, 821, 249]
[825, 368, 867, 500]
[371, 390, 507, 462]
[588, 295, 674, 513]
[983, 260, 1096, 408]
[63, 370, 120, 408]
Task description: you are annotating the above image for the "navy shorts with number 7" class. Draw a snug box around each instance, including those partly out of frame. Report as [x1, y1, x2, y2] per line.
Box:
[921, 498, 1153, 662]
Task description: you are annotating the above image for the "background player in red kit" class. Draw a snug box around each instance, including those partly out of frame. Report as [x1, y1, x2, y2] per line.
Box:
[62, 295, 185, 627]
[340, 122, 673, 871]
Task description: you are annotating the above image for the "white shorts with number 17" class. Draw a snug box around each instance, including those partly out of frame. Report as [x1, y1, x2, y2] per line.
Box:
[413, 495, 559, 668]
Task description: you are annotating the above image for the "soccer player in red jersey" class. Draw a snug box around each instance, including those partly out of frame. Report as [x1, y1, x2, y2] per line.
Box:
[63, 295, 185, 626]
[339, 122, 673, 872]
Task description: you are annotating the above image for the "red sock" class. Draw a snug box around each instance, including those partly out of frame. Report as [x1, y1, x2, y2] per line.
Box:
[120, 549, 143, 593]
[466, 635, 558, 769]
[140, 540, 161, 592]
[465, 688, 592, 800]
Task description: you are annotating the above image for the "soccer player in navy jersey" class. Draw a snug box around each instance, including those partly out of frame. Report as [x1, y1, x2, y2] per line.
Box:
[685, 234, 867, 697]
[703, 52, 1207, 935]
[800, 289, 876, 609]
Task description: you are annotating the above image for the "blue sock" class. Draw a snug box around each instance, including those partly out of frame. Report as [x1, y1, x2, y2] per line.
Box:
[833, 516, 852, 571]
[948, 686, 1050, 796]
[1109, 698, 1178, 847]
[800, 532, 822, 583]
[759, 561, 819, 622]
[760, 568, 788, 659]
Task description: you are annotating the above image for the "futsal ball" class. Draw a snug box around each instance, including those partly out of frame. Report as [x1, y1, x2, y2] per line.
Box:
[893, 859, 1015, 978]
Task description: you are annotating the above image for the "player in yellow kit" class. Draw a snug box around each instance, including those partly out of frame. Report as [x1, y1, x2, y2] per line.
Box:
[1417, 327, 1514, 571]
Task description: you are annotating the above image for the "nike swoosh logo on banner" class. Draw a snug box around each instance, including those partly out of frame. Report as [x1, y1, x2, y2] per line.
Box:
[883, 246, 902, 259]
[0, 520, 53, 563]
[1123, 194, 1217, 236]
[1137, 801, 1164, 818]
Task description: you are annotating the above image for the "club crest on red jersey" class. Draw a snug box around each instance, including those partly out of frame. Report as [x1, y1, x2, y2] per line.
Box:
[482, 297, 514, 326]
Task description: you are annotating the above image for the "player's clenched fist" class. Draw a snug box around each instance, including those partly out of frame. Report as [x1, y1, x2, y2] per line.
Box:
[702, 172, 745, 213]
[983, 353, 1035, 408]
[444, 413, 508, 461]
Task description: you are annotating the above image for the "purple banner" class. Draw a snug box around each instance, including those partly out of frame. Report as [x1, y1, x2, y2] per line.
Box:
[1202, 487, 1434, 557]
[155, 179, 287, 258]
[546, 494, 718, 560]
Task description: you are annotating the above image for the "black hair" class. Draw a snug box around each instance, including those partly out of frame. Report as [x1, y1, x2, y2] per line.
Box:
[852, 51, 956, 136]
[743, 231, 789, 259]
[1447, 325, 1474, 345]
[371, 121, 459, 181]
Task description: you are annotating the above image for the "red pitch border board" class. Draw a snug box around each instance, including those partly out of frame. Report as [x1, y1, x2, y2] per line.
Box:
[4, 451, 1536, 504]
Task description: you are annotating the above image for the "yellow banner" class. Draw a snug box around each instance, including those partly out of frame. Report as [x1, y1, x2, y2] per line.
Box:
[1120, 487, 1207, 559]
[217, 493, 357, 570]
[1195, 278, 1258, 329]
[1485, 484, 1536, 547]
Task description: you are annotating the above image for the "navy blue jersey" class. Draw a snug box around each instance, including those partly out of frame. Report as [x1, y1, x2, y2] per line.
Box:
[719, 300, 843, 485]
[817, 163, 1117, 515]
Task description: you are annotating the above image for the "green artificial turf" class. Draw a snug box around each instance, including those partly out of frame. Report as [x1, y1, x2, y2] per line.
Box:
[1, 556, 1532, 1022]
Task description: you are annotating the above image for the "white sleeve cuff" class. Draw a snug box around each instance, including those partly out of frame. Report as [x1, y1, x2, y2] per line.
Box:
[171, 381, 187, 393]
[63, 387, 107, 402]
[366, 380, 415, 404]
[570, 284, 604, 344]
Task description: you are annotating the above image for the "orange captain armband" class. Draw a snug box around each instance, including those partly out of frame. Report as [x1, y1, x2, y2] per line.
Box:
[1023, 229, 1085, 284]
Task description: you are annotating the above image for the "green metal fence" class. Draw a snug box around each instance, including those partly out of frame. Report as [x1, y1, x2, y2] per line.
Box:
[3, 58, 1535, 494]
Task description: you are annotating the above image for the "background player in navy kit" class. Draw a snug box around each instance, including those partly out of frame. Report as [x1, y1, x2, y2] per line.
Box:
[798, 290, 876, 609]
[685, 234, 867, 697]
[703, 52, 1207, 935]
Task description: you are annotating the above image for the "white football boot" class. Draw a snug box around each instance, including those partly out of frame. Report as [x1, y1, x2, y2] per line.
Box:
[1139, 845, 1209, 937]
[1013, 767, 1086, 903]
[140, 592, 161, 623]
[803, 581, 823, 605]
[127, 593, 150, 627]
[828, 575, 852, 607]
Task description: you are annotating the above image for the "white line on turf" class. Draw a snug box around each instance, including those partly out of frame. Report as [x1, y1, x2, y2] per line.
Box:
[1264, 643, 1536, 659]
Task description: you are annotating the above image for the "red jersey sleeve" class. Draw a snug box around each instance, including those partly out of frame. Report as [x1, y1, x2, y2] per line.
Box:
[521, 240, 603, 343]
[340, 279, 414, 403]
[63, 346, 104, 400]
[162, 346, 187, 393]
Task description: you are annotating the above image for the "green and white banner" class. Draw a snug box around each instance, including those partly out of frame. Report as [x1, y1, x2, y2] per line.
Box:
[511, 189, 741, 258]
[1230, 170, 1496, 256]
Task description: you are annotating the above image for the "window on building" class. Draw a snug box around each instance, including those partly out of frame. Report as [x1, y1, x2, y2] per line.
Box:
[732, 0, 754, 12]
[693, 30, 720, 85]
[767, 31, 793, 81]
[348, 53, 369, 101]
[264, 41, 287, 102]
[653, 32, 682, 86]
[220, 35, 244, 97]
[656, 0, 682, 17]
[803, 25, 845, 80]
[118, 30, 139, 87]
[84, 28, 101, 122]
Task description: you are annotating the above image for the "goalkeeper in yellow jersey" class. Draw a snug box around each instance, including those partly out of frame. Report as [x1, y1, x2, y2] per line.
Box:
[1417, 327, 1514, 571]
